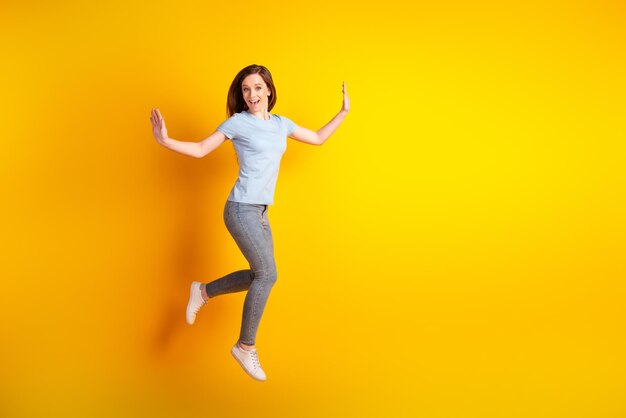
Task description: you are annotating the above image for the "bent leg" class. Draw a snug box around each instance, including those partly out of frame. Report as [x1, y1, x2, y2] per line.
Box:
[205, 269, 254, 298]
[224, 202, 277, 346]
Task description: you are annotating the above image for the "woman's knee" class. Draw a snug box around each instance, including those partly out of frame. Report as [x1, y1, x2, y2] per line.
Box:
[268, 269, 277, 284]
[254, 268, 277, 285]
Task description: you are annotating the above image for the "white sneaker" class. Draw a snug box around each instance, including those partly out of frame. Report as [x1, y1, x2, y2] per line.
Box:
[231, 342, 267, 381]
[186, 281, 207, 325]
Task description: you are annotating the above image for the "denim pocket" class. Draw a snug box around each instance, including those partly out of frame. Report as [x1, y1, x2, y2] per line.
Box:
[235, 203, 266, 226]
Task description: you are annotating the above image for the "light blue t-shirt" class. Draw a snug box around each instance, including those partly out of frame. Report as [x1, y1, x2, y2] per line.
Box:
[217, 110, 298, 205]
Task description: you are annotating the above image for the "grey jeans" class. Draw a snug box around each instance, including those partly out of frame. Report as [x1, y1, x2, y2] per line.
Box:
[204, 200, 278, 346]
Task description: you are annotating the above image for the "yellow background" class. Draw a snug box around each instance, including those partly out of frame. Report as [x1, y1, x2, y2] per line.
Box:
[1, 0, 625, 417]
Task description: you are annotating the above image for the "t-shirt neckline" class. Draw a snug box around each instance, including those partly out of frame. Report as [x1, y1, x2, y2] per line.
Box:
[244, 110, 273, 122]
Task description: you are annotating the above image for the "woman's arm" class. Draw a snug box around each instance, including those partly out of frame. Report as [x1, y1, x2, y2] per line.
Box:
[289, 81, 350, 146]
[151, 108, 226, 158]
[198, 130, 227, 157]
[160, 137, 203, 158]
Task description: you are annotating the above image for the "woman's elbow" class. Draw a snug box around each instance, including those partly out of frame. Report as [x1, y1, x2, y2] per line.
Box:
[194, 143, 206, 158]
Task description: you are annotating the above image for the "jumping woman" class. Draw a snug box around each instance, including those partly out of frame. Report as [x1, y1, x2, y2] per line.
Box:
[150, 64, 350, 381]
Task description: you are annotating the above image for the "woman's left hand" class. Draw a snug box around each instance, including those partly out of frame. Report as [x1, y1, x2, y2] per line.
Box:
[341, 81, 350, 113]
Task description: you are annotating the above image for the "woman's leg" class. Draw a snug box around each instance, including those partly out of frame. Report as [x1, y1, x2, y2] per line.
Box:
[203, 201, 256, 298]
[204, 269, 254, 298]
[221, 201, 277, 347]
[203, 201, 272, 299]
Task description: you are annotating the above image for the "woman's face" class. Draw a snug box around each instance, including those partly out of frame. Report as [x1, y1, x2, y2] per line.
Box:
[241, 74, 271, 112]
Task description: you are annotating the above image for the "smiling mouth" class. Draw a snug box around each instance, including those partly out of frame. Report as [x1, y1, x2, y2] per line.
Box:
[250, 99, 260, 105]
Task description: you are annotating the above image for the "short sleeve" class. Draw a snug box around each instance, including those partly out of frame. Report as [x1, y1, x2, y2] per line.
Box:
[280, 115, 298, 136]
[217, 114, 238, 140]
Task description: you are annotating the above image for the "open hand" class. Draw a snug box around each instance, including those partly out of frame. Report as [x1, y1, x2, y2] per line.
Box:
[341, 81, 350, 113]
[150, 108, 169, 143]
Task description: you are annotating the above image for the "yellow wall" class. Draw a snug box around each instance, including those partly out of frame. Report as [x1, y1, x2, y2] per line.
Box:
[1, 0, 624, 417]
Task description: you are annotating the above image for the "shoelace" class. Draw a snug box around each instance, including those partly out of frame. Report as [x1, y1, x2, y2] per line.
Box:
[192, 296, 207, 314]
[250, 350, 261, 369]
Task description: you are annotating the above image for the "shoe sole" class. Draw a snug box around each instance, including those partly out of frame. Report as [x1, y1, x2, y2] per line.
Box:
[231, 345, 267, 382]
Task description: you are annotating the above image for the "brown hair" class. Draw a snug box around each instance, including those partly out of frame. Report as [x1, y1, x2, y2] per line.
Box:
[225, 64, 277, 117]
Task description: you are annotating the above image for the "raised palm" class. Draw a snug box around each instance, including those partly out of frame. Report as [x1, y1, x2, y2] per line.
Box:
[341, 81, 350, 113]
[150, 108, 168, 143]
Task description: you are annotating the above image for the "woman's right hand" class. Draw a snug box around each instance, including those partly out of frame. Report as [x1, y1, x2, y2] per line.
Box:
[150, 108, 169, 144]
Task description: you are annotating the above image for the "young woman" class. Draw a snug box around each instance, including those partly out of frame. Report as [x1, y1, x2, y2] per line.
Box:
[150, 64, 350, 381]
